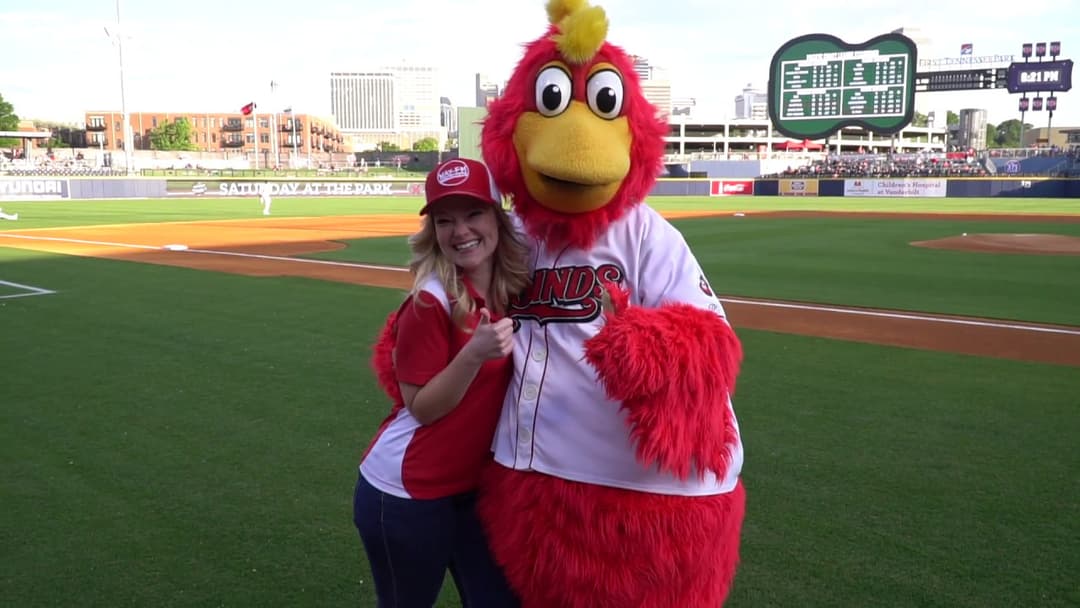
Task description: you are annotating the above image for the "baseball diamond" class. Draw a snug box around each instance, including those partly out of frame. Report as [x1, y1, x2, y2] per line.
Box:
[1, 209, 1077, 366]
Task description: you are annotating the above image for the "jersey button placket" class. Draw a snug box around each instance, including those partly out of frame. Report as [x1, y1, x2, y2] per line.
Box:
[516, 331, 545, 459]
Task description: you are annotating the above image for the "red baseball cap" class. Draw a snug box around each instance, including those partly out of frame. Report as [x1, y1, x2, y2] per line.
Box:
[420, 158, 501, 215]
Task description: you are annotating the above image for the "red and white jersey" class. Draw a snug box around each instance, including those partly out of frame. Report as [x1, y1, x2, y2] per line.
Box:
[361, 276, 511, 500]
[492, 204, 743, 496]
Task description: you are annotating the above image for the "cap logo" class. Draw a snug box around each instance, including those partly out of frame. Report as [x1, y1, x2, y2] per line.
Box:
[437, 160, 470, 186]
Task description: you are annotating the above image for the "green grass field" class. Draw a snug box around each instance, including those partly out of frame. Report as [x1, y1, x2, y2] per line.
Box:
[1, 195, 1079, 231]
[1, 195, 1078, 607]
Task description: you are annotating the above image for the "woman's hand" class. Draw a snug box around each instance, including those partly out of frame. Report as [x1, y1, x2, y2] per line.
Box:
[465, 308, 514, 362]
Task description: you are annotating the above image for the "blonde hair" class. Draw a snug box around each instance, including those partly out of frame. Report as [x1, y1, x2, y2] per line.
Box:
[406, 204, 530, 330]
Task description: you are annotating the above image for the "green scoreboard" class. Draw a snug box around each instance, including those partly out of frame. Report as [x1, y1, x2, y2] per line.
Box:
[767, 33, 918, 140]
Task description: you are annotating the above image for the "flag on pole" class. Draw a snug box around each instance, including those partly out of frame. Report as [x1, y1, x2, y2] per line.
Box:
[241, 102, 257, 115]
[960, 43, 973, 55]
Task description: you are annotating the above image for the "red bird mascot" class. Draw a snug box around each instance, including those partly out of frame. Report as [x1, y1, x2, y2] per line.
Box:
[476, 1, 747, 606]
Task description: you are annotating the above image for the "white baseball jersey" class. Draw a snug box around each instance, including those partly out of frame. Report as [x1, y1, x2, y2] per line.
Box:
[492, 203, 743, 496]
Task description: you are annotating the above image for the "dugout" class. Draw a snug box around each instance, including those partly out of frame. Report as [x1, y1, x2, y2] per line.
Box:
[0, 130, 52, 161]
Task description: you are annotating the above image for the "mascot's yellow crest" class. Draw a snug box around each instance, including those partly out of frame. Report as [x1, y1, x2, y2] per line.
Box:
[546, 0, 608, 64]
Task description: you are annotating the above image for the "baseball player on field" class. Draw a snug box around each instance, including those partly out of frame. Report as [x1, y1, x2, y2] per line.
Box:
[258, 184, 272, 215]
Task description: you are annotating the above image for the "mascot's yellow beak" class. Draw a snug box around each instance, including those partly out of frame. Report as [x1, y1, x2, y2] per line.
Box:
[513, 101, 631, 214]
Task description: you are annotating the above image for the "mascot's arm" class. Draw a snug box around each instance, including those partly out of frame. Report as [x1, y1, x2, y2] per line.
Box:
[584, 239, 742, 481]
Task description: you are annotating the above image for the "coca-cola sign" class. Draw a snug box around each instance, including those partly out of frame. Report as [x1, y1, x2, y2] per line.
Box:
[710, 180, 754, 196]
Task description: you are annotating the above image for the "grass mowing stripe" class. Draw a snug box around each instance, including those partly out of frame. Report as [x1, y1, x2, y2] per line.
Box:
[2, 260, 1075, 607]
[306, 215, 1080, 326]
[1, 196, 1078, 231]
[729, 329, 1079, 608]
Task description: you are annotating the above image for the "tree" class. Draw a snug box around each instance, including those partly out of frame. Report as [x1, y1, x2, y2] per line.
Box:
[0, 92, 20, 148]
[376, 141, 400, 152]
[989, 119, 1030, 148]
[911, 111, 929, 127]
[148, 117, 198, 151]
[43, 136, 70, 149]
[412, 137, 439, 152]
[946, 111, 959, 126]
[34, 120, 78, 149]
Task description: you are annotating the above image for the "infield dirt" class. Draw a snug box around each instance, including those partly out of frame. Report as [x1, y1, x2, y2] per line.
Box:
[3, 210, 1077, 366]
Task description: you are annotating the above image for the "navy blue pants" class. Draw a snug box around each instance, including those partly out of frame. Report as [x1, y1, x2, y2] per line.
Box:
[353, 472, 520, 608]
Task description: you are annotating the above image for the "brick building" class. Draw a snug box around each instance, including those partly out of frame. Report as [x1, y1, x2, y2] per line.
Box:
[82, 110, 346, 157]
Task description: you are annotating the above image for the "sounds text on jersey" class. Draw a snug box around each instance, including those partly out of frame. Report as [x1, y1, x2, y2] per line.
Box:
[510, 263, 624, 327]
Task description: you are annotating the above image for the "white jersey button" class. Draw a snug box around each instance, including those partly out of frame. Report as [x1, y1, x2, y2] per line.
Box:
[523, 385, 538, 400]
[532, 349, 547, 362]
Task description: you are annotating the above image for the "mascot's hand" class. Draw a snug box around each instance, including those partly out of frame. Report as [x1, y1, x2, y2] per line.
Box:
[585, 297, 742, 480]
[600, 280, 630, 316]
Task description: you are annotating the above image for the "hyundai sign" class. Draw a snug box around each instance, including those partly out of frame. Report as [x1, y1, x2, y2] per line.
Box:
[1006, 59, 1073, 93]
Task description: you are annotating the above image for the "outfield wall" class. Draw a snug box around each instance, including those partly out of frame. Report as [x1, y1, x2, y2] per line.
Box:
[746, 178, 1080, 198]
[2, 176, 1078, 201]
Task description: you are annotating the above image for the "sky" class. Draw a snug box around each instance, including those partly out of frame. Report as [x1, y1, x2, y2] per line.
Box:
[2, 0, 1078, 129]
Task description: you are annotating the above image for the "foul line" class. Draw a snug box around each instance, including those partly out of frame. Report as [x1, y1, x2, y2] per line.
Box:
[0, 233, 160, 250]
[0, 279, 56, 300]
[2, 232, 1078, 336]
[0, 232, 406, 272]
[720, 297, 1080, 336]
[182, 247, 407, 272]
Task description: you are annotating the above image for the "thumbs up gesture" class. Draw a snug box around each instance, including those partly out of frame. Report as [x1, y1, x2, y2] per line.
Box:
[467, 308, 514, 361]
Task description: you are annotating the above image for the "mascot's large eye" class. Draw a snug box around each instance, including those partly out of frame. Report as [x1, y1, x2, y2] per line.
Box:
[586, 70, 623, 120]
[534, 66, 572, 117]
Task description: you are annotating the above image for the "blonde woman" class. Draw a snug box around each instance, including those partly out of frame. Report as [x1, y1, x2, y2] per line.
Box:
[354, 158, 528, 607]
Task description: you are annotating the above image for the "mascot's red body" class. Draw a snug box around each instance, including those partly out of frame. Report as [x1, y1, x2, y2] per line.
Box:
[476, 1, 747, 606]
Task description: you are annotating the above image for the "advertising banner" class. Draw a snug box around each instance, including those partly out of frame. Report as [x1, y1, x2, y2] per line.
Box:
[710, 180, 755, 196]
[778, 178, 819, 196]
[165, 180, 424, 197]
[843, 178, 947, 197]
[844, 179, 875, 196]
[0, 178, 70, 201]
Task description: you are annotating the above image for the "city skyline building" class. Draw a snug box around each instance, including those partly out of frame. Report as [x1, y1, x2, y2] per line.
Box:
[330, 65, 444, 150]
[734, 83, 767, 120]
[630, 55, 652, 81]
[475, 74, 502, 108]
[440, 96, 458, 137]
[329, 71, 395, 132]
[630, 56, 673, 118]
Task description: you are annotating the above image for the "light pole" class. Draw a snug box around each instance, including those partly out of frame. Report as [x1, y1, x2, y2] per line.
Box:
[104, 0, 134, 174]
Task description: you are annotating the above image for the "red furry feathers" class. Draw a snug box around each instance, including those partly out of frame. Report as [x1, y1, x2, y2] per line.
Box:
[478, 464, 746, 608]
[369, 309, 402, 405]
[584, 303, 743, 480]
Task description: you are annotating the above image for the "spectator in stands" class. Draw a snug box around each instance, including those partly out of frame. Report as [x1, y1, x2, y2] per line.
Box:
[761, 151, 991, 179]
